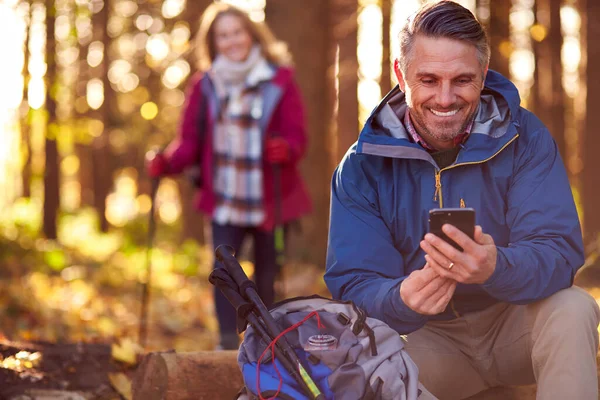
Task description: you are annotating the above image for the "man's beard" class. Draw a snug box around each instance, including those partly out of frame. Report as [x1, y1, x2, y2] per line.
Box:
[410, 104, 476, 143]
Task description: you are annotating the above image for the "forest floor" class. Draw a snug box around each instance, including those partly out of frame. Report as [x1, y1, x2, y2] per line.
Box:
[0, 231, 329, 399]
[0, 231, 599, 399]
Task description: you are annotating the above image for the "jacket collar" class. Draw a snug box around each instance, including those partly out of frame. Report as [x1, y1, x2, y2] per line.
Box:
[357, 70, 521, 166]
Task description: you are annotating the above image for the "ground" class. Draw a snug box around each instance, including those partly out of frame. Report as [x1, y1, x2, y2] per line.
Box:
[0, 340, 128, 400]
[0, 232, 599, 399]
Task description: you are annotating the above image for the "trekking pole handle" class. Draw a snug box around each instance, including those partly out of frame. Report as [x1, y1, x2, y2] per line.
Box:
[215, 245, 255, 290]
[215, 245, 324, 399]
[209, 268, 320, 399]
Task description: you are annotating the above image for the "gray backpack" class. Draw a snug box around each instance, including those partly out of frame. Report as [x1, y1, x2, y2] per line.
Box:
[237, 296, 436, 400]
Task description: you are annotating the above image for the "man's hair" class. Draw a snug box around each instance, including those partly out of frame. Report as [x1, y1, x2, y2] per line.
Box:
[398, 1, 490, 74]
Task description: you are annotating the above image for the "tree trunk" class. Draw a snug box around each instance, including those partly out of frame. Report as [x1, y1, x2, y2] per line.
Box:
[131, 351, 243, 400]
[76, 0, 94, 207]
[381, 0, 392, 95]
[532, 0, 566, 158]
[488, 0, 510, 78]
[91, 0, 112, 232]
[182, 0, 212, 39]
[43, 0, 60, 239]
[331, 0, 359, 162]
[21, 0, 32, 199]
[583, 0, 600, 240]
[265, 0, 334, 265]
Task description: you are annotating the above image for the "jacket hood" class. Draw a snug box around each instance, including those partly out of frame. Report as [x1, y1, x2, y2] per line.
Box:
[357, 70, 522, 165]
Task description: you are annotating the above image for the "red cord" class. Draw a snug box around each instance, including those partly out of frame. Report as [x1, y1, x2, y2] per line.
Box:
[256, 311, 325, 400]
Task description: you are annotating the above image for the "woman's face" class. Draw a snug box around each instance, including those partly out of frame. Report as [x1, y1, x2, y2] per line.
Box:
[213, 14, 254, 63]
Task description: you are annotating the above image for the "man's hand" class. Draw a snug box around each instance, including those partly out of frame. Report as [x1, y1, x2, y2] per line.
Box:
[400, 264, 457, 315]
[420, 224, 497, 284]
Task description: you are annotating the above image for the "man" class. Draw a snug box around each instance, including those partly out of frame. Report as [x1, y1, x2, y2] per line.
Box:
[325, 1, 600, 399]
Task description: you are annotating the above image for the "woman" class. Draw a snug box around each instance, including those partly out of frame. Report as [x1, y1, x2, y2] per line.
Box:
[146, 3, 312, 350]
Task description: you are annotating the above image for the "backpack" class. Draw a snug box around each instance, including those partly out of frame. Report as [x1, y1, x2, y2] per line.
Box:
[237, 295, 436, 400]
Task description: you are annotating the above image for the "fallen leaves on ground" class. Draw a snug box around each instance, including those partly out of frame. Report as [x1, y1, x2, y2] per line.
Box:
[111, 338, 143, 366]
[108, 372, 132, 400]
[0, 227, 330, 354]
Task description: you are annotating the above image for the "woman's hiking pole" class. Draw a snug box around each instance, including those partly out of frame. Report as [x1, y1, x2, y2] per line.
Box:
[139, 175, 160, 348]
[209, 268, 317, 398]
[273, 161, 286, 299]
[215, 245, 325, 400]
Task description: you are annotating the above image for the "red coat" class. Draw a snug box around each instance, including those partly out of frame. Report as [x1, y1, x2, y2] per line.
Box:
[163, 66, 312, 231]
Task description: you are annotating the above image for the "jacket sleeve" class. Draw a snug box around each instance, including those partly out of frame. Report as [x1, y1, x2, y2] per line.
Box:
[325, 151, 428, 334]
[272, 75, 307, 164]
[482, 127, 584, 303]
[163, 72, 204, 174]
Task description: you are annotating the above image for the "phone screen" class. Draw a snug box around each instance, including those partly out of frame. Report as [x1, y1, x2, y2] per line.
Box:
[428, 208, 475, 251]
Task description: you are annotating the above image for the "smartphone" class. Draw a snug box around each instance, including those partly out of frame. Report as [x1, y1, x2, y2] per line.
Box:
[428, 208, 475, 251]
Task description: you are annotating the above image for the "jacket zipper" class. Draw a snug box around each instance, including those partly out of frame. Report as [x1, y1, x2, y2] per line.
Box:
[432, 134, 519, 318]
[433, 171, 443, 207]
[432, 134, 519, 208]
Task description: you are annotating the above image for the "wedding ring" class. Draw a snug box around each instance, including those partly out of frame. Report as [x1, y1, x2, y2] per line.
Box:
[448, 262, 454, 270]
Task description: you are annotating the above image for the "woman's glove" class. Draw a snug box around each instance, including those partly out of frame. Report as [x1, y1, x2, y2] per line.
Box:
[145, 150, 167, 178]
[265, 138, 290, 163]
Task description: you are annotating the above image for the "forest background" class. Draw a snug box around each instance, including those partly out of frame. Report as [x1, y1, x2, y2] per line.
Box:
[0, 0, 600, 389]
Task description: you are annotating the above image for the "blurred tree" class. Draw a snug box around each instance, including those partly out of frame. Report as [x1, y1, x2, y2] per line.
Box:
[265, 0, 336, 264]
[487, 0, 510, 78]
[44, 0, 60, 239]
[91, 0, 112, 232]
[583, 0, 600, 240]
[21, 0, 32, 199]
[531, 0, 565, 158]
[182, 0, 210, 36]
[381, 0, 392, 95]
[76, 1, 95, 207]
[331, 0, 359, 162]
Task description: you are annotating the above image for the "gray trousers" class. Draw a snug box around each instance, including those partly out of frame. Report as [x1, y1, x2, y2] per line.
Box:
[405, 286, 600, 400]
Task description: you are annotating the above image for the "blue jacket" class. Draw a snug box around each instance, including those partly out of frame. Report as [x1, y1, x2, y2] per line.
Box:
[324, 70, 584, 334]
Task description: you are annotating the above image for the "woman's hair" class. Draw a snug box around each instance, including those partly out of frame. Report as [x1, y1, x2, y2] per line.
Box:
[194, 2, 292, 70]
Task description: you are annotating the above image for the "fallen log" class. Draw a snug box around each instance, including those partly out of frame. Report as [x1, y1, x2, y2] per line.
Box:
[131, 350, 243, 400]
[132, 350, 538, 400]
[131, 351, 539, 400]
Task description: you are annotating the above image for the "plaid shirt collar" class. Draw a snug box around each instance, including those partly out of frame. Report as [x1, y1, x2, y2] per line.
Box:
[403, 109, 473, 152]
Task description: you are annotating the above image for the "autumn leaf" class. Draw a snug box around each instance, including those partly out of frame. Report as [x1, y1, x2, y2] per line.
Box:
[111, 338, 142, 365]
[109, 372, 132, 400]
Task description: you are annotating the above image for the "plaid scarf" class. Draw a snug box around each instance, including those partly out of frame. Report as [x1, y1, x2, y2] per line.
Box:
[211, 53, 274, 226]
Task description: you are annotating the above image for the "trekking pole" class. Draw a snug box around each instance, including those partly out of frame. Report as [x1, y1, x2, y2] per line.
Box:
[209, 268, 317, 398]
[215, 245, 325, 400]
[139, 162, 161, 348]
[272, 134, 286, 299]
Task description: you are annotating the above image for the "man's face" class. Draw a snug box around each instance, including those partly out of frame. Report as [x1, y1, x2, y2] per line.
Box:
[395, 35, 487, 149]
